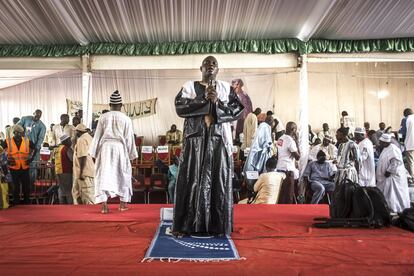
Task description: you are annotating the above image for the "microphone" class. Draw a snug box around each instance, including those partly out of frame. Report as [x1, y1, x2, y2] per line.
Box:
[208, 79, 216, 87]
[205, 79, 216, 100]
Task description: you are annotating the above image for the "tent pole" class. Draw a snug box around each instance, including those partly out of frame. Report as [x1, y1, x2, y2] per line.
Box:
[81, 54, 92, 128]
[298, 54, 309, 179]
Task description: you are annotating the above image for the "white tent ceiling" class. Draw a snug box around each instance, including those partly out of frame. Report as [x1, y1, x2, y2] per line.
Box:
[1, 0, 414, 45]
[1, 0, 414, 89]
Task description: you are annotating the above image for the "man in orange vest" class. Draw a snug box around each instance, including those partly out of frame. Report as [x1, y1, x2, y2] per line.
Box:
[0, 124, 36, 205]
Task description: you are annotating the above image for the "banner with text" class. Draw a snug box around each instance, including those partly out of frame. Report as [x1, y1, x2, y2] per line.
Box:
[66, 98, 157, 119]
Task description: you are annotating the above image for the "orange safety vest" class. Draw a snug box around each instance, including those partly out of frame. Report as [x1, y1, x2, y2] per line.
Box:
[6, 137, 30, 170]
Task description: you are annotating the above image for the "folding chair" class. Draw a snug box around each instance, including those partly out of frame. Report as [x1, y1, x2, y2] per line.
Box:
[244, 170, 259, 201]
[33, 161, 57, 204]
[171, 146, 181, 158]
[147, 173, 169, 204]
[135, 136, 144, 158]
[138, 146, 154, 176]
[132, 173, 147, 204]
[156, 145, 170, 167]
[158, 135, 167, 146]
[232, 145, 242, 178]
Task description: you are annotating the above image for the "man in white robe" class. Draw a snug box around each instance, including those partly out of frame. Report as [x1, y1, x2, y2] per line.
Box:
[376, 134, 410, 213]
[309, 136, 337, 161]
[354, 127, 376, 187]
[89, 90, 138, 213]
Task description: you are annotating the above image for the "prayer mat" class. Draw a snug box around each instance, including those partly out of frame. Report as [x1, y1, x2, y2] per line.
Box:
[143, 220, 241, 262]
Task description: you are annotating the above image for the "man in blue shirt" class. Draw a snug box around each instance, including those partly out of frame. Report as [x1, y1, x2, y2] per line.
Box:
[18, 109, 46, 184]
[303, 151, 336, 204]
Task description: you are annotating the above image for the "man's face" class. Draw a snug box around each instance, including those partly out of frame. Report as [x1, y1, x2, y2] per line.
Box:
[354, 133, 364, 142]
[364, 122, 370, 130]
[379, 140, 390, 149]
[33, 110, 42, 122]
[171, 125, 177, 132]
[231, 80, 242, 92]
[200, 56, 219, 80]
[336, 130, 344, 142]
[317, 154, 326, 164]
[62, 139, 72, 148]
[13, 130, 23, 139]
[322, 138, 330, 147]
[287, 123, 297, 134]
[379, 123, 385, 130]
[72, 117, 80, 127]
[323, 124, 329, 131]
[61, 115, 69, 125]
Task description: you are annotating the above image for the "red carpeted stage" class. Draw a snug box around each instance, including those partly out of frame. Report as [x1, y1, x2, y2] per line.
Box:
[1, 204, 414, 275]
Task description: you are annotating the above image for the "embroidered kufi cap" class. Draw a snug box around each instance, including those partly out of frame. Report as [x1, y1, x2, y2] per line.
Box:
[354, 127, 365, 134]
[379, 133, 392, 143]
[75, 123, 88, 132]
[60, 134, 70, 142]
[109, 90, 122, 105]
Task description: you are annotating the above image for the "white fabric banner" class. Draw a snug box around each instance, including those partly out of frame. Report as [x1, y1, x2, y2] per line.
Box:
[66, 98, 157, 119]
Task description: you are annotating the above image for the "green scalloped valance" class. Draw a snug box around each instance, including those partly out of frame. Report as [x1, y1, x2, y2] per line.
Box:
[1, 38, 414, 57]
[305, 38, 414, 54]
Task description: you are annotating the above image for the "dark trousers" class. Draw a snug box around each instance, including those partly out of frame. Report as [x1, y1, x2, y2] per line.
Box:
[277, 171, 297, 204]
[10, 169, 31, 205]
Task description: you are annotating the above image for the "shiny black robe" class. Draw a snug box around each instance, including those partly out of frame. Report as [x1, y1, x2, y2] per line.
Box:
[172, 81, 244, 235]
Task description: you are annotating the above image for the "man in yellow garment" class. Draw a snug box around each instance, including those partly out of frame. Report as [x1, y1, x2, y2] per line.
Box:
[72, 124, 95, 205]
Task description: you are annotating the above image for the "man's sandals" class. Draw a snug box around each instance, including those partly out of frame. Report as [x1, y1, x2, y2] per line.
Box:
[101, 202, 129, 213]
[119, 201, 129, 212]
[101, 203, 109, 214]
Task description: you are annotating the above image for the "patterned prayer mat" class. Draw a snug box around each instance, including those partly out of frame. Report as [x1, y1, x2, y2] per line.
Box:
[143, 221, 240, 262]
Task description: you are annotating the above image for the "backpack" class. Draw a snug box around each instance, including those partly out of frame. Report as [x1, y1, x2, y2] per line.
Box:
[393, 207, 414, 232]
[315, 179, 391, 228]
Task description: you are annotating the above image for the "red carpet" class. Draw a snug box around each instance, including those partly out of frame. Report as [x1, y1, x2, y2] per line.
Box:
[1, 204, 414, 275]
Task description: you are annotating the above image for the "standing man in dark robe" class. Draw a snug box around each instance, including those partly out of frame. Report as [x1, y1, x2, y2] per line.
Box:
[173, 56, 244, 236]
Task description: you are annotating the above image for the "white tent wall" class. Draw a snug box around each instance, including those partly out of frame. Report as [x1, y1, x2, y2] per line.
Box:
[1, 62, 414, 143]
[91, 69, 277, 145]
[307, 62, 414, 132]
[0, 68, 277, 144]
[0, 71, 82, 130]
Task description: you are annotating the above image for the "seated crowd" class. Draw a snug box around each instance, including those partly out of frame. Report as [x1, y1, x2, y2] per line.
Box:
[0, 94, 413, 215]
[237, 106, 413, 214]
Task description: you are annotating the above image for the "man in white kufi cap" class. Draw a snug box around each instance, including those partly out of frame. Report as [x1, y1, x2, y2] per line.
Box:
[354, 127, 376, 187]
[376, 133, 410, 213]
[89, 90, 138, 213]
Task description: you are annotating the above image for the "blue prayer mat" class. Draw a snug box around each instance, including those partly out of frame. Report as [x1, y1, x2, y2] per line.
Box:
[143, 221, 240, 262]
